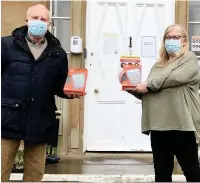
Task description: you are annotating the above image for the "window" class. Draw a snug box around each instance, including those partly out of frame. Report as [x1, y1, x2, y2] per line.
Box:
[50, 0, 71, 54]
[50, 0, 71, 135]
[188, 1, 200, 58]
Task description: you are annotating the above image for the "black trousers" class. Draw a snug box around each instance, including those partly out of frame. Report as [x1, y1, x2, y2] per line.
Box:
[151, 131, 200, 182]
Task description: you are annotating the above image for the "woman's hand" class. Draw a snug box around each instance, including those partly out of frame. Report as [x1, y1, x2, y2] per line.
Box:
[133, 82, 148, 94]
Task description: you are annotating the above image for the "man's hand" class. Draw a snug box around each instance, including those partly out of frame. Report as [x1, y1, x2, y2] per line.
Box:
[65, 93, 80, 99]
[133, 82, 148, 94]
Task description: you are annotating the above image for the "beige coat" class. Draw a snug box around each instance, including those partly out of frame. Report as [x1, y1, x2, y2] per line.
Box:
[141, 51, 200, 139]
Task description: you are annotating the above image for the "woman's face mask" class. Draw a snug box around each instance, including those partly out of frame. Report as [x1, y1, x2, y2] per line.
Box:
[165, 39, 182, 54]
[28, 20, 47, 38]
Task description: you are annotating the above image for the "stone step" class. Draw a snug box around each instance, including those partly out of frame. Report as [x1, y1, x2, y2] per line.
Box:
[10, 173, 186, 182]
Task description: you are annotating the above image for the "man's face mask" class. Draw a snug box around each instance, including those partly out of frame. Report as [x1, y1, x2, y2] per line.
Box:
[28, 20, 47, 38]
[164, 39, 182, 54]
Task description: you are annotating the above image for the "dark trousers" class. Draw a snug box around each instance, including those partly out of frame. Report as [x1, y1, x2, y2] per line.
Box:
[151, 131, 200, 182]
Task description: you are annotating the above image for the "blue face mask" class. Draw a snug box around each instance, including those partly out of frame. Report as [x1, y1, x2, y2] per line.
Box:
[165, 39, 182, 54]
[28, 20, 47, 37]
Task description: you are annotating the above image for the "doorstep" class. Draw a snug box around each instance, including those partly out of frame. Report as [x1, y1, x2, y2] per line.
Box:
[10, 174, 186, 182]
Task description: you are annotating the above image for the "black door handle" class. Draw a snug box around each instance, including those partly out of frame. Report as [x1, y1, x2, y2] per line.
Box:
[129, 36, 132, 48]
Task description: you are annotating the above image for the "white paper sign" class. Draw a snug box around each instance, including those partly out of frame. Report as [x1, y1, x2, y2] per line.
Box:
[103, 33, 118, 54]
[141, 36, 156, 57]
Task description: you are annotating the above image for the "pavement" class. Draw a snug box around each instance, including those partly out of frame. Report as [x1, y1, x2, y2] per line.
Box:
[45, 156, 154, 175]
[10, 154, 186, 182]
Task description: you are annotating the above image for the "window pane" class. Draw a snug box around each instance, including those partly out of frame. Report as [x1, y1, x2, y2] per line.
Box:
[189, 1, 200, 57]
[52, 20, 71, 52]
[189, 25, 200, 56]
[189, 1, 200, 22]
[52, 0, 71, 17]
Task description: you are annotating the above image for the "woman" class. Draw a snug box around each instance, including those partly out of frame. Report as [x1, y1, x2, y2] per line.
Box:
[129, 24, 200, 182]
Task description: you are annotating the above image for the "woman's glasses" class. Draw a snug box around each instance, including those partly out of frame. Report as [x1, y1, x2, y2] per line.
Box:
[165, 35, 182, 40]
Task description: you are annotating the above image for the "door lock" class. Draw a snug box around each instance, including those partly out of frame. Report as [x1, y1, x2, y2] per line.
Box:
[94, 89, 99, 94]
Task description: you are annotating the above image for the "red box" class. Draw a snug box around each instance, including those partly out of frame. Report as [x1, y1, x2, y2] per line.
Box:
[119, 64, 141, 90]
[63, 68, 88, 96]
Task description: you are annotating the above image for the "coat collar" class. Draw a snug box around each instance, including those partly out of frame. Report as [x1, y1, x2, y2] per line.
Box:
[12, 26, 61, 50]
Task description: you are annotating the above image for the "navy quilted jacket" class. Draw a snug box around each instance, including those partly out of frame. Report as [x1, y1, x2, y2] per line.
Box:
[1, 26, 69, 144]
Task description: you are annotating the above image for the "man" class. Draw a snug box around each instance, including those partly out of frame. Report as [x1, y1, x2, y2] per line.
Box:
[1, 4, 78, 182]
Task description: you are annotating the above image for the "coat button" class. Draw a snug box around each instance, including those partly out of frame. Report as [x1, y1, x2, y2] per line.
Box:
[31, 98, 34, 101]
[15, 104, 19, 107]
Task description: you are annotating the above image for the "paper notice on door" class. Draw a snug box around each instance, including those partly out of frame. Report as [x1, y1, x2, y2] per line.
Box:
[141, 36, 156, 57]
[103, 33, 118, 54]
[192, 36, 200, 52]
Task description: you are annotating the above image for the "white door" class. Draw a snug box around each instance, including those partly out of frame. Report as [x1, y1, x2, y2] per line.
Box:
[84, 0, 175, 152]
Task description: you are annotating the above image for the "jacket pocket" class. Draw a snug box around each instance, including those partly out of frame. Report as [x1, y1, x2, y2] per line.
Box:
[1, 98, 22, 132]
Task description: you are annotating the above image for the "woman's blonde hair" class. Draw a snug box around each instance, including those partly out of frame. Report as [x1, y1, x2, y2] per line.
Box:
[157, 24, 189, 67]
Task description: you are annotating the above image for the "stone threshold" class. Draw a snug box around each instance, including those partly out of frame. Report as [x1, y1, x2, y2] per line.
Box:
[10, 173, 186, 182]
